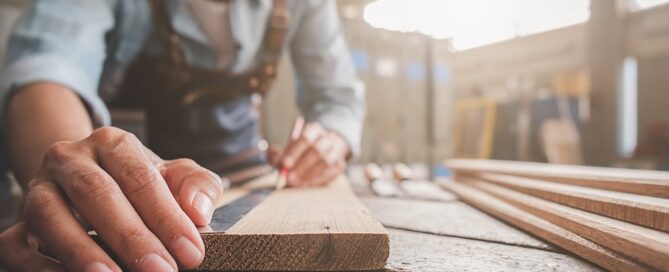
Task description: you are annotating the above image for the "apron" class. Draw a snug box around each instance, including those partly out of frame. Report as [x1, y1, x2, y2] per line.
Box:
[111, 0, 289, 180]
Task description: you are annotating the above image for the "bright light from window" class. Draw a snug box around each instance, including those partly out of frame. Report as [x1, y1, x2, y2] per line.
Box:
[618, 57, 638, 158]
[363, 0, 591, 51]
[628, 0, 669, 11]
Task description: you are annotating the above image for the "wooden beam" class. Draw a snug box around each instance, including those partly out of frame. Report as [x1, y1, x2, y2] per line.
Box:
[198, 175, 390, 271]
[445, 159, 669, 198]
[472, 173, 669, 232]
[461, 178, 669, 271]
[440, 181, 652, 272]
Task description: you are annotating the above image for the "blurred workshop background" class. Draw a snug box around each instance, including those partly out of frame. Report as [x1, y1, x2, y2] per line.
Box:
[1, 0, 669, 227]
[268, 0, 669, 171]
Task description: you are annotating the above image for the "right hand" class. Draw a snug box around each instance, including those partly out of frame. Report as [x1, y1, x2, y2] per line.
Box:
[1, 127, 224, 272]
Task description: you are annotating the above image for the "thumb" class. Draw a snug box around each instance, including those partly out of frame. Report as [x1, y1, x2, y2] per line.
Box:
[161, 159, 224, 226]
[0, 222, 65, 272]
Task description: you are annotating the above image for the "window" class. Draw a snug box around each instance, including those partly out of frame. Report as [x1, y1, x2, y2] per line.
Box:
[618, 57, 638, 158]
[363, 0, 591, 51]
[628, 0, 669, 11]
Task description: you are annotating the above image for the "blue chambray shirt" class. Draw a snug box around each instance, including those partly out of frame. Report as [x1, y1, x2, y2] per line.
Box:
[0, 0, 365, 155]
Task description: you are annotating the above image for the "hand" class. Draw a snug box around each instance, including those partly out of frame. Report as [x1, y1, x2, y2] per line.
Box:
[2, 127, 223, 272]
[277, 122, 349, 187]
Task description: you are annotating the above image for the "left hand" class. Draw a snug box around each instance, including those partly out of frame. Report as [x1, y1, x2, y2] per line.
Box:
[274, 122, 349, 187]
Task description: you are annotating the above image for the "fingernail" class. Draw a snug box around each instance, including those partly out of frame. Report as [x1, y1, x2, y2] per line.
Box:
[140, 253, 174, 272]
[172, 236, 203, 268]
[193, 192, 213, 223]
[85, 262, 113, 272]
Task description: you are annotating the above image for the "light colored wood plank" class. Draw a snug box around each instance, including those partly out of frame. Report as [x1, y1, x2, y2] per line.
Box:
[199, 175, 389, 271]
[445, 159, 669, 198]
[386, 229, 603, 272]
[461, 178, 669, 271]
[473, 172, 669, 232]
[440, 181, 652, 272]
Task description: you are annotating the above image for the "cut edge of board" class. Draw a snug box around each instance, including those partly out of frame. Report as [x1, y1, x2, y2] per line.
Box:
[471, 172, 669, 232]
[439, 180, 652, 272]
[199, 232, 390, 271]
[459, 178, 669, 271]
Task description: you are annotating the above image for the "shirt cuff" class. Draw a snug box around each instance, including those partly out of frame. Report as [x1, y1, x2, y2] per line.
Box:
[0, 54, 110, 128]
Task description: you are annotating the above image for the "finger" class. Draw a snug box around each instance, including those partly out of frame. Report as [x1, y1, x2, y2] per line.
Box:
[160, 159, 224, 226]
[300, 161, 327, 186]
[21, 181, 119, 272]
[89, 128, 205, 269]
[308, 162, 345, 187]
[44, 138, 179, 271]
[281, 123, 323, 169]
[324, 134, 348, 164]
[291, 135, 334, 183]
[0, 222, 65, 272]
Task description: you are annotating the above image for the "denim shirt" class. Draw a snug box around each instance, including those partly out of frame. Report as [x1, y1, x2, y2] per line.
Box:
[0, 0, 365, 155]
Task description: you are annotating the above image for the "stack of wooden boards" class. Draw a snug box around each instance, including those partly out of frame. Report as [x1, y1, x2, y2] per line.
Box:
[440, 159, 669, 272]
[197, 174, 389, 271]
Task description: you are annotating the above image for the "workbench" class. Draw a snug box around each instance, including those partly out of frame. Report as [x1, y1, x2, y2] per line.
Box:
[346, 167, 603, 272]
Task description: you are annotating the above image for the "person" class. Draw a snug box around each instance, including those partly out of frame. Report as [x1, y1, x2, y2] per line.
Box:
[0, 0, 364, 271]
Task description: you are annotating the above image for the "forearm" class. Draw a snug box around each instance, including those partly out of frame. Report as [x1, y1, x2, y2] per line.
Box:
[7, 82, 94, 186]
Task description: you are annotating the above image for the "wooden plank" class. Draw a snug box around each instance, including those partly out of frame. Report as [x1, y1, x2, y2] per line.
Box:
[198, 175, 389, 271]
[445, 159, 669, 198]
[360, 196, 555, 251]
[440, 181, 652, 272]
[385, 229, 603, 272]
[461, 178, 669, 271]
[473, 172, 669, 232]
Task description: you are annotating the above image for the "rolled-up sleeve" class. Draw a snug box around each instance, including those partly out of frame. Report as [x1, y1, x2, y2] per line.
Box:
[0, 0, 115, 127]
[290, 0, 366, 157]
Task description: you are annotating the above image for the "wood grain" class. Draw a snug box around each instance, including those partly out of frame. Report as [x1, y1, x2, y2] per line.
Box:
[472, 172, 669, 232]
[440, 181, 651, 272]
[198, 175, 389, 271]
[461, 178, 669, 271]
[445, 159, 669, 198]
[385, 229, 602, 272]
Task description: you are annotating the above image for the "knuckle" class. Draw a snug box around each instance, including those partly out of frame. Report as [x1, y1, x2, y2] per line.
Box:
[90, 127, 137, 145]
[184, 170, 223, 197]
[303, 124, 323, 142]
[153, 207, 183, 233]
[70, 170, 117, 200]
[172, 158, 198, 167]
[22, 183, 57, 221]
[43, 141, 74, 163]
[118, 226, 147, 252]
[121, 164, 162, 197]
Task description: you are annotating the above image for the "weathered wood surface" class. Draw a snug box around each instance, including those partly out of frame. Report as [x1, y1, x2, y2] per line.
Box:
[198, 175, 389, 271]
[190, 169, 603, 271]
[441, 181, 651, 272]
[383, 229, 602, 272]
[473, 172, 669, 232]
[360, 196, 554, 251]
[465, 179, 669, 271]
[446, 159, 669, 198]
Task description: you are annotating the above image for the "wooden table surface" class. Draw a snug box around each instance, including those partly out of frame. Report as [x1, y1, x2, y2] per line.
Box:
[347, 167, 603, 272]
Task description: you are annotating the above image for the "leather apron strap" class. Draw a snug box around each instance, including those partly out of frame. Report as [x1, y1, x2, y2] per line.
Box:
[123, 0, 292, 182]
